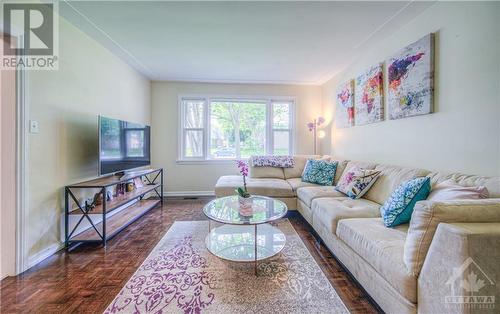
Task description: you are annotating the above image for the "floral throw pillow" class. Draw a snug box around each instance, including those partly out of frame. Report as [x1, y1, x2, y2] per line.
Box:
[301, 160, 338, 186]
[251, 155, 295, 168]
[380, 177, 431, 227]
[335, 166, 381, 199]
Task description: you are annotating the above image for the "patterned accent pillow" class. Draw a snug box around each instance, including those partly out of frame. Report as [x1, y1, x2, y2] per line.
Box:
[335, 166, 381, 199]
[380, 177, 431, 227]
[301, 159, 338, 186]
[251, 155, 295, 168]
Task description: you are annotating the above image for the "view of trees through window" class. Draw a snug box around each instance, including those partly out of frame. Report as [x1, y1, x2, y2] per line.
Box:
[210, 101, 266, 159]
[182, 97, 292, 160]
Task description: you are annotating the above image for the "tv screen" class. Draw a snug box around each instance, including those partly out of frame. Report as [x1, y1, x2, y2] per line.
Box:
[99, 116, 151, 175]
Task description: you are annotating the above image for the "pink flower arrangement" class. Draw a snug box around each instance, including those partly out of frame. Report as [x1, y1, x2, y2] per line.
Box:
[236, 160, 250, 198]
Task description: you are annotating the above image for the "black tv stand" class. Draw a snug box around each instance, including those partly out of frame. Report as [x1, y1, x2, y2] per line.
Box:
[114, 171, 126, 177]
[64, 168, 163, 250]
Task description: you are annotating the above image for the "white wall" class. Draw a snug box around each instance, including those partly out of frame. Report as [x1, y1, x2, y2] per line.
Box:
[26, 18, 151, 263]
[151, 81, 322, 193]
[322, 2, 500, 176]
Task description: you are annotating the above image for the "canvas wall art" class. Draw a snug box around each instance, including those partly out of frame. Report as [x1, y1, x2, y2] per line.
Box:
[354, 64, 384, 125]
[335, 80, 354, 128]
[387, 33, 434, 120]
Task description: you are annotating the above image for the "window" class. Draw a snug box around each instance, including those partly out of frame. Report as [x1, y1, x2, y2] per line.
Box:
[179, 96, 294, 161]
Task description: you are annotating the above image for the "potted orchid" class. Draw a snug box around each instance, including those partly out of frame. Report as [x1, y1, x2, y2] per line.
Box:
[235, 160, 252, 210]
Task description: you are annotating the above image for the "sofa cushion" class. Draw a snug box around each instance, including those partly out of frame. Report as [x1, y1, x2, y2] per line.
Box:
[215, 175, 294, 198]
[297, 186, 346, 208]
[380, 177, 431, 227]
[311, 197, 380, 234]
[302, 159, 338, 186]
[286, 178, 319, 192]
[363, 164, 430, 205]
[336, 218, 416, 303]
[427, 178, 489, 201]
[427, 172, 500, 198]
[404, 198, 500, 277]
[319, 156, 350, 185]
[344, 160, 378, 171]
[335, 166, 381, 199]
[250, 155, 294, 168]
[283, 155, 320, 179]
[249, 165, 285, 179]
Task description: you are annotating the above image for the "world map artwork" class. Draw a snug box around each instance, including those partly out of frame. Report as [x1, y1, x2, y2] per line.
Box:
[335, 80, 354, 128]
[354, 64, 384, 125]
[387, 34, 434, 120]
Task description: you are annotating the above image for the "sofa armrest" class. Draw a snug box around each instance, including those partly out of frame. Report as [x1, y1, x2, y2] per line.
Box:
[418, 222, 500, 314]
[404, 199, 500, 276]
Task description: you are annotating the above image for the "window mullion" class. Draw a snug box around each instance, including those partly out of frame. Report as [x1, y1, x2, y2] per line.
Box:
[267, 101, 273, 155]
[204, 98, 209, 160]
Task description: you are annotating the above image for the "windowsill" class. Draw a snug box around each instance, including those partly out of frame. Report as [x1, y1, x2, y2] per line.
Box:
[176, 159, 241, 165]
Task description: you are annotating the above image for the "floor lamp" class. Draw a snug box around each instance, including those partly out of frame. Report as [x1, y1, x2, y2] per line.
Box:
[307, 116, 325, 155]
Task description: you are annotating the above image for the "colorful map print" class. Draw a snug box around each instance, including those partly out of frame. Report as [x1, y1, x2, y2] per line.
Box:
[354, 64, 384, 125]
[335, 80, 354, 128]
[387, 34, 434, 120]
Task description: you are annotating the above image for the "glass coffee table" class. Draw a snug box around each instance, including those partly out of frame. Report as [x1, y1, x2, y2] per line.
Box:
[203, 195, 288, 275]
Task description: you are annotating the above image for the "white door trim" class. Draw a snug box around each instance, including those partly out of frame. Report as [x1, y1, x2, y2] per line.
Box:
[15, 47, 29, 275]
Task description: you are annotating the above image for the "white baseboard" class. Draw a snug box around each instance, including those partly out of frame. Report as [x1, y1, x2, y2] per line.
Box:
[27, 243, 62, 270]
[163, 190, 215, 197]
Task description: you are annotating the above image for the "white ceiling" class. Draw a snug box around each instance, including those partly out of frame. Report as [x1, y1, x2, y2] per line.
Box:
[60, 1, 434, 85]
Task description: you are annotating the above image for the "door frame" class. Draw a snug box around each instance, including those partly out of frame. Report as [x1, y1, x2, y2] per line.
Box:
[14, 34, 29, 275]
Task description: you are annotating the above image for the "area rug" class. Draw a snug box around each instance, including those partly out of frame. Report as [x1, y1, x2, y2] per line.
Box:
[104, 220, 349, 314]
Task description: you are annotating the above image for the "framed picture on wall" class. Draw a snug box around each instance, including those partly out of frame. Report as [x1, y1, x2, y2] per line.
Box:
[335, 79, 355, 128]
[354, 63, 384, 125]
[387, 33, 434, 120]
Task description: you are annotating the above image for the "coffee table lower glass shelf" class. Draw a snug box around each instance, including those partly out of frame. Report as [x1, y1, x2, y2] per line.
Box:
[202, 195, 288, 275]
[205, 223, 286, 262]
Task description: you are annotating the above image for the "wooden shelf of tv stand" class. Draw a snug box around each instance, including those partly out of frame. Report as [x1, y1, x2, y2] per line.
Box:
[68, 183, 160, 215]
[68, 168, 162, 188]
[70, 199, 160, 242]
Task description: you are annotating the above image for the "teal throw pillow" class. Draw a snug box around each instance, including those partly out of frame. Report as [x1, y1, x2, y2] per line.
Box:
[302, 159, 338, 186]
[380, 177, 431, 227]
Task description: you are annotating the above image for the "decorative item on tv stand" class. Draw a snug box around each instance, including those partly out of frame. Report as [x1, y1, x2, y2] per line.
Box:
[235, 160, 253, 216]
[307, 116, 325, 155]
[64, 168, 164, 250]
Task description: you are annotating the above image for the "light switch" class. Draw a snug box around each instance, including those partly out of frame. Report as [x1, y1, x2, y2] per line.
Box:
[29, 120, 39, 133]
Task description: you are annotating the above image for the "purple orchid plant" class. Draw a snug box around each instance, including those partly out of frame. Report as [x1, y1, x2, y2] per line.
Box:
[236, 160, 250, 198]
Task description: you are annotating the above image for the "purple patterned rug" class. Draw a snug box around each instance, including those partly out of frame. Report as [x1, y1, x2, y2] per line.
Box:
[104, 220, 349, 314]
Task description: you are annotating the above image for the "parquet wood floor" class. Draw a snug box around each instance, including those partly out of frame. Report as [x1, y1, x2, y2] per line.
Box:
[0, 197, 382, 313]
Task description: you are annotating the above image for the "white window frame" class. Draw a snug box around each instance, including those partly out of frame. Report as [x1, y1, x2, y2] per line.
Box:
[178, 94, 295, 163]
[178, 97, 208, 161]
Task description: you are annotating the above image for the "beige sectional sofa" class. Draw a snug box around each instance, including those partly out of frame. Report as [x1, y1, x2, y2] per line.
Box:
[215, 155, 500, 314]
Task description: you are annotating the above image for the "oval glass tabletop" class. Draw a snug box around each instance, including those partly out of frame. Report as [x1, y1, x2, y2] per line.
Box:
[203, 195, 288, 225]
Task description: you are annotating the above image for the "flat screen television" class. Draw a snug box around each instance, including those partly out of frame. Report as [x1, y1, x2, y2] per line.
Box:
[99, 116, 151, 175]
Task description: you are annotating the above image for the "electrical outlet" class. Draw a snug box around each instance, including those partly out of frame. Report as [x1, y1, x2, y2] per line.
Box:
[29, 120, 40, 134]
